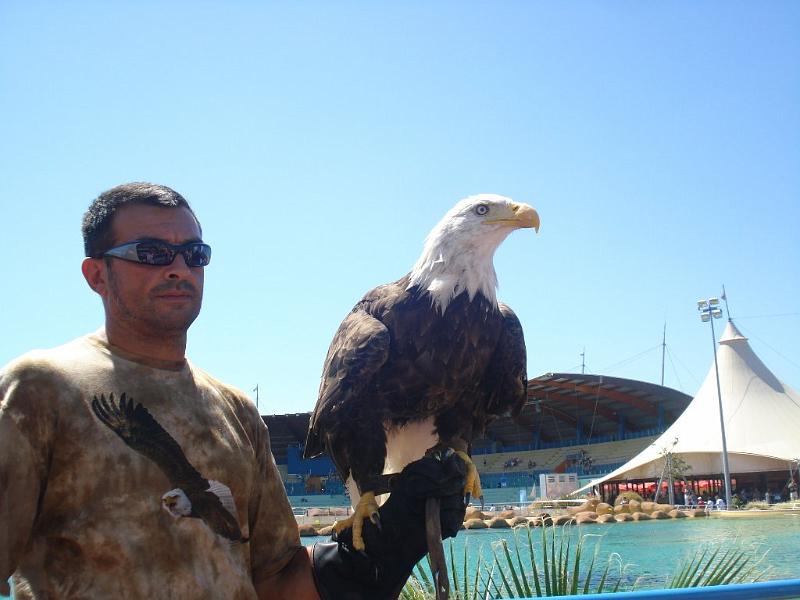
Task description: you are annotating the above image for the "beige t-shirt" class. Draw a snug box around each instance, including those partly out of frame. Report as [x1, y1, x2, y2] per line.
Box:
[0, 334, 301, 599]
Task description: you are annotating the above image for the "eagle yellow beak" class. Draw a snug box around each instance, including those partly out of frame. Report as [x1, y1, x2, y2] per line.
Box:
[485, 202, 540, 232]
[512, 203, 540, 233]
[164, 496, 177, 508]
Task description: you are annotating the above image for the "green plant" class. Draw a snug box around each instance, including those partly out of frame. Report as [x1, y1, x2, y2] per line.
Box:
[743, 499, 798, 511]
[403, 524, 629, 599]
[668, 544, 770, 587]
[743, 501, 770, 510]
[402, 526, 770, 599]
[766, 501, 798, 510]
[667, 455, 693, 482]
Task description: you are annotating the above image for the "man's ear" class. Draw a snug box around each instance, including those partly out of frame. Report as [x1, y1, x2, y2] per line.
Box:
[82, 257, 108, 297]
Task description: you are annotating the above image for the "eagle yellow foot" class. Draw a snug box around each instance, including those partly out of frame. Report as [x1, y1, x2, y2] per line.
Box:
[334, 491, 379, 551]
[455, 450, 482, 500]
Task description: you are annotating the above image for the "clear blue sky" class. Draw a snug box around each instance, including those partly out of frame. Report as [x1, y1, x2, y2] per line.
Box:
[2, 1, 798, 415]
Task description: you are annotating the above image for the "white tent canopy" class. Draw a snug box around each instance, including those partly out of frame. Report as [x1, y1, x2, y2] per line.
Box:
[576, 320, 800, 492]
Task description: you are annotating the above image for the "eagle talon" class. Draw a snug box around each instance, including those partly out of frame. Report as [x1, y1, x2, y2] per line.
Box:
[455, 450, 482, 500]
[334, 491, 379, 551]
[371, 511, 382, 532]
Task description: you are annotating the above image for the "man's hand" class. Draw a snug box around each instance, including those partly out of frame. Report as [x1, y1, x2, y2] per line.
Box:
[311, 451, 467, 600]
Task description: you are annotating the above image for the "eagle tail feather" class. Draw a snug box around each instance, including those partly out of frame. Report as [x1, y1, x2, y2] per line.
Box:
[208, 479, 237, 518]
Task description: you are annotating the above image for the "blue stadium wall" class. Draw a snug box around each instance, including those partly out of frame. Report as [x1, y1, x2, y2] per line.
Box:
[287, 444, 336, 475]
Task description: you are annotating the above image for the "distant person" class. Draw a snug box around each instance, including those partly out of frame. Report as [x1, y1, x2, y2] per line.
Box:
[715, 495, 726, 510]
[0, 182, 466, 599]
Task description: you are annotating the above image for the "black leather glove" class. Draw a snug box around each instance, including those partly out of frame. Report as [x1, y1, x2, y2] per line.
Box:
[312, 451, 467, 600]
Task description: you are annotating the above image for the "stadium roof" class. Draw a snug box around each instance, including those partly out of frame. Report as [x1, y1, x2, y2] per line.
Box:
[508, 372, 692, 446]
[265, 412, 313, 463]
[264, 374, 692, 461]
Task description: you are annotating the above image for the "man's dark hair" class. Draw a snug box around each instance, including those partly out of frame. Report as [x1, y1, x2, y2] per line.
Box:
[81, 182, 202, 258]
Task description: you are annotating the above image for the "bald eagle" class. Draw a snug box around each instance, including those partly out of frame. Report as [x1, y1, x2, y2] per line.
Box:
[91, 393, 248, 544]
[304, 194, 538, 550]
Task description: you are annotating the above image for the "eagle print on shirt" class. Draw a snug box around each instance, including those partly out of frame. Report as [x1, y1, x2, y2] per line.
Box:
[91, 393, 248, 543]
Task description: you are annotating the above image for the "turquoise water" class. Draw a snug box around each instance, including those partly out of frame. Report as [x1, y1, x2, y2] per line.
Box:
[4, 516, 798, 598]
[307, 514, 800, 589]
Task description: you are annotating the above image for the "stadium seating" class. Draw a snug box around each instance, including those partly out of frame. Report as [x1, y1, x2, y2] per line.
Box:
[280, 434, 659, 506]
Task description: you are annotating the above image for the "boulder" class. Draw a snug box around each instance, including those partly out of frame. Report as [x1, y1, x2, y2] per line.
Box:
[317, 525, 334, 536]
[487, 517, 512, 528]
[464, 518, 488, 529]
[569, 498, 599, 515]
[687, 509, 709, 518]
[650, 510, 669, 520]
[668, 509, 687, 519]
[298, 524, 319, 536]
[574, 512, 598, 524]
[465, 509, 487, 521]
[596, 502, 612, 515]
[631, 512, 651, 521]
[614, 513, 633, 522]
[596, 514, 615, 523]
[510, 516, 531, 527]
[614, 492, 644, 505]
[655, 503, 675, 513]
[628, 500, 642, 513]
[640, 501, 656, 513]
[499, 509, 516, 519]
[530, 513, 552, 527]
[613, 504, 631, 514]
[552, 515, 575, 526]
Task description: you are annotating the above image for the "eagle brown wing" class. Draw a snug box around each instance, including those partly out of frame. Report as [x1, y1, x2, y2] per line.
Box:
[304, 307, 390, 473]
[480, 302, 527, 420]
[91, 393, 209, 493]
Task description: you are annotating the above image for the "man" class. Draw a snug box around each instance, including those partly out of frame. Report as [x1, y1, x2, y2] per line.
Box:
[0, 183, 465, 599]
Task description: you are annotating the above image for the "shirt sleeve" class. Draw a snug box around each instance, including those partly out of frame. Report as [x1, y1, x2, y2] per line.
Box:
[245, 407, 303, 583]
[0, 357, 60, 583]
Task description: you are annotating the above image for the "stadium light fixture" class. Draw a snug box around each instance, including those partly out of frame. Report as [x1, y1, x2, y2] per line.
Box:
[697, 296, 733, 509]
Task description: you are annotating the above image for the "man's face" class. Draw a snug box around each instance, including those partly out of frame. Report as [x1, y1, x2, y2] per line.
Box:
[91, 204, 205, 337]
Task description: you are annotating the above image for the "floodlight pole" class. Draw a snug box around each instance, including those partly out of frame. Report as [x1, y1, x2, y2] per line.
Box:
[699, 298, 733, 509]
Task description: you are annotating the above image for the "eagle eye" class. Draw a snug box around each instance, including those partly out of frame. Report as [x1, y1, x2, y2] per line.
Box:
[474, 204, 489, 216]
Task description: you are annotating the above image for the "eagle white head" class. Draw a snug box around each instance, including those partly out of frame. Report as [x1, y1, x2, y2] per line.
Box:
[407, 194, 539, 312]
[161, 488, 192, 518]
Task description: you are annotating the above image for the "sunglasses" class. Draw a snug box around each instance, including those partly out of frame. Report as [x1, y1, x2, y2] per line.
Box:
[101, 240, 212, 267]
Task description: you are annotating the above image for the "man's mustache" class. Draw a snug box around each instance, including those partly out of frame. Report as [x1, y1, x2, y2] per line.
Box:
[152, 281, 197, 295]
